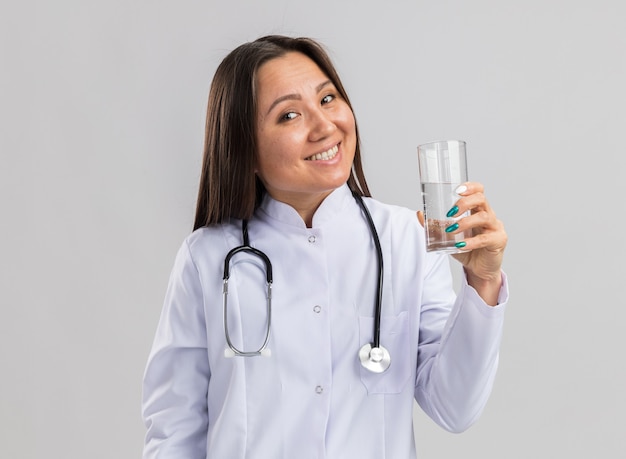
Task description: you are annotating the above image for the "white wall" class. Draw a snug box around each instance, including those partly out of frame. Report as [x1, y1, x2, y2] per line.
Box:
[1, 0, 624, 457]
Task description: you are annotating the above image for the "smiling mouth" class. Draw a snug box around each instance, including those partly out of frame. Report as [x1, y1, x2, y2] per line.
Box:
[305, 144, 339, 161]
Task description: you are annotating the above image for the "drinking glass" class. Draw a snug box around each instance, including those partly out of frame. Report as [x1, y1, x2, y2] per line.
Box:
[417, 140, 473, 253]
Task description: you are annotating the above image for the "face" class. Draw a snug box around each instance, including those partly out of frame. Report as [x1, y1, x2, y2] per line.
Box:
[254, 52, 357, 214]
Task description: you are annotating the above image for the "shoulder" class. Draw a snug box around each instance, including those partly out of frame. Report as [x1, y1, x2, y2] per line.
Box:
[360, 196, 426, 253]
[361, 197, 420, 229]
[182, 221, 242, 262]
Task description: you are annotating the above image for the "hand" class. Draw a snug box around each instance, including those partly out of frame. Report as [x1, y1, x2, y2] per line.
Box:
[417, 182, 507, 305]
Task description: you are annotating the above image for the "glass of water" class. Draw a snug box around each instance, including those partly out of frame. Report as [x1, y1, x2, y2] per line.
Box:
[417, 140, 473, 254]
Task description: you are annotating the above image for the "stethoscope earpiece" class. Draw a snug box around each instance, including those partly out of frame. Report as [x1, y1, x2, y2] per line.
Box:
[224, 348, 235, 358]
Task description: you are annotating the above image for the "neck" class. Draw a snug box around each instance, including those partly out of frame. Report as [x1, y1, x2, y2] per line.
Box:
[294, 195, 328, 228]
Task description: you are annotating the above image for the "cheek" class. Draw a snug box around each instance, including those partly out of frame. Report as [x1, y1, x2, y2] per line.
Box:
[262, 132, 304, 164]
[255, 138, 288, 182]
[338, 108, 357, 138]
[255, 129, 277, 169]
[339, 111, 357, 151]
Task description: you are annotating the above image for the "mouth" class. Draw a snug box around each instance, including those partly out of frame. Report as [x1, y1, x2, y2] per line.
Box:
[305, 144, 339, 161]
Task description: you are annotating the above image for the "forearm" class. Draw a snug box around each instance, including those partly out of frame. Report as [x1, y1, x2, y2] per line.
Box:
[415, 273, 508, 432]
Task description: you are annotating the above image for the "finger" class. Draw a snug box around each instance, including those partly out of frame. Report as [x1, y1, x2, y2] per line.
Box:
[455, 181, 484, 196]
[446, 208, 503, 240]
[449, 213, 507, 248]
[455, 228, 508, 253]
[416, 210, 425, 227]
[454, 192, 490, 216]
[446, 194, 489, 224]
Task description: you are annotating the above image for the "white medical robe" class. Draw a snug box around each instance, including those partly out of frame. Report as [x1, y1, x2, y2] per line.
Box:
[142, 184, 508, 458]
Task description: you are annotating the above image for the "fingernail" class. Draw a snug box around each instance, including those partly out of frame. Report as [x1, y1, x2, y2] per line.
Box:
[446, 205, 459, 218]
[455, 241, 467, 248]
[455, 185, 467, 195]
[445, 222, 459, 233]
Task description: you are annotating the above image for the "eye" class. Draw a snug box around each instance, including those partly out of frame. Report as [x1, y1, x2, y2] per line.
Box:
[321, 94, 335, 105]
[280, 111, 298, 122]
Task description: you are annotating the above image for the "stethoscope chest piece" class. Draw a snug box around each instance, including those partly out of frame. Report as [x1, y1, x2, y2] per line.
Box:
[359, 343, 391, 373]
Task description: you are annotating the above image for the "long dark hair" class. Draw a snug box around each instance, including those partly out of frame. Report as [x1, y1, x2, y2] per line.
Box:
[193, 35, 370, 230]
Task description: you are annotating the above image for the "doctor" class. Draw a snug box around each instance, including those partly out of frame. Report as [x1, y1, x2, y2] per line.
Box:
[142, 35, 508, 459]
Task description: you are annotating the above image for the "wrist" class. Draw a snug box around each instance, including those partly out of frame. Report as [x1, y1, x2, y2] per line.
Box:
[465, 269, 502, 306]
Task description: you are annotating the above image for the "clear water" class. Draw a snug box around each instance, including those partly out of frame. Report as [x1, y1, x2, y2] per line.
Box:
[421, 182, 472, 253]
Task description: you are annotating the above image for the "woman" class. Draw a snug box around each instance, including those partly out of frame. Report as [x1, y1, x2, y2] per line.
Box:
[142, 35, 508, 459]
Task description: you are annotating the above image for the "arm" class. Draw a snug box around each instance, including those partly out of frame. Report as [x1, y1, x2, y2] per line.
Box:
[414, 258, 508, 433]
[142, 240, 209, 459]
[414, 181, 508, 431]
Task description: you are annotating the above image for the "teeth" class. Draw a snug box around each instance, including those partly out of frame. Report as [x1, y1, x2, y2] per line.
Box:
[306, 145, 339, 161]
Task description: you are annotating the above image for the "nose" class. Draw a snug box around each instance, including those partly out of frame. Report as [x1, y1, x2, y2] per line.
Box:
[308, 108, 336, 142]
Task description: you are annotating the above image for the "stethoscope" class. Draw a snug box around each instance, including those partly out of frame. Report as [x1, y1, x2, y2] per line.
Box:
[222, 191, 391, 373]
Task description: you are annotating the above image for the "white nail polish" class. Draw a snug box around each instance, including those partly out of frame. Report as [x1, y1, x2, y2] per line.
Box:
[455, 185, 467, 195]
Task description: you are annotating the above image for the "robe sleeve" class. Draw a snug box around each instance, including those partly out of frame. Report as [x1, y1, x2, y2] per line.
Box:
[142, 239, 210, 458]
[414, 252, 508, 433]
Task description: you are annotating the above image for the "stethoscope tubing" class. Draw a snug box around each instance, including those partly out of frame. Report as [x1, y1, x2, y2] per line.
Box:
[352, 191, 384, 350]
[223, 220, 273, 357]
[222, 191, 390, 372]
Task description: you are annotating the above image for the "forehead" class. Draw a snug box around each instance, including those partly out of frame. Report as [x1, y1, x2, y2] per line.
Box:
[255, 52, 329, 100]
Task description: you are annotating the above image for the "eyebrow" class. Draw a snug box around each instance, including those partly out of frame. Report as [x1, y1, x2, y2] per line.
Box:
[265, 79, 333, 116]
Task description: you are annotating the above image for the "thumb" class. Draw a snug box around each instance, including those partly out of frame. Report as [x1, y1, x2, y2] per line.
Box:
[416, 211, 425, 227]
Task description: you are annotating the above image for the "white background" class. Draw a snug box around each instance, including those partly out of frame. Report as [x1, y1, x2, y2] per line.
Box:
[1, 0, 625, 457]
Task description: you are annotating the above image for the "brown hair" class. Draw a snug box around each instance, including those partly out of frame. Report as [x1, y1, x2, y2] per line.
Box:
[193, 35, 371, 230]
